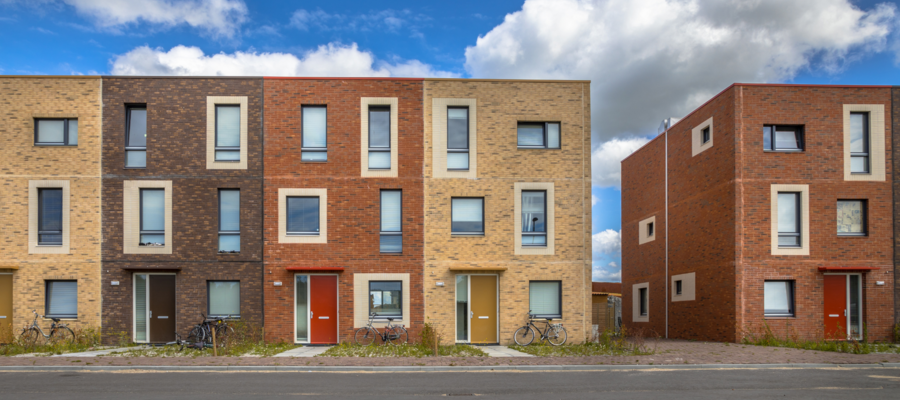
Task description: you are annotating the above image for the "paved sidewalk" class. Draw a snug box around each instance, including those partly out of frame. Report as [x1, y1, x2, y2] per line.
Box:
[272, 346, 332, 358]
[480, 345, 534, 357]
[50, 347, 138, 357]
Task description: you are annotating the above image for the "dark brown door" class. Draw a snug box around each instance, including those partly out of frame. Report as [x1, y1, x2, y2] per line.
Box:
[149, 275, 176, 342]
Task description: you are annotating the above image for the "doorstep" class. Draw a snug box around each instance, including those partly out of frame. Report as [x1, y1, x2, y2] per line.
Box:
[480, 345, 534, 357]
[272, 346, 332, 358]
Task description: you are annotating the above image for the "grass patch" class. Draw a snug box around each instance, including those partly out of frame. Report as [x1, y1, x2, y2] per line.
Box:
[319, 343, 487, 358]
[742, 322, 900, 355]
[106, 321, 298, 357]
[510, 328, 655, 357]
[0, 324, 105, 356]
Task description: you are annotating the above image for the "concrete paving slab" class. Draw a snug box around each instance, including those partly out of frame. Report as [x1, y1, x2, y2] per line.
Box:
[272, 346, 332, 358]
[50, 347, 137, 357]
[480, 345, 535, 357]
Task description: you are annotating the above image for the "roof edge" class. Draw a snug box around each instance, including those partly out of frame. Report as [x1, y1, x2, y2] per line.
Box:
[425, 78, 590, 83]
[0, 75, 100, 79]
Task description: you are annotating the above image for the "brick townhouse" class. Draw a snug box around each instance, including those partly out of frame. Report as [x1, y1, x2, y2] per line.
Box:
[622, 83, 896, 342]
[0, 76, 103, 334]
[100, 77, 264, 343]
[423, 79, 593, 345]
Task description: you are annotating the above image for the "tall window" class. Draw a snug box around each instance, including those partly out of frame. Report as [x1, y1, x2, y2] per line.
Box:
[451, 197, 484, 235]
[369, 281, 402, 318]
[208, 281, 240, 318]
[125, 106, 147, 168]
[215, 105, 240, 161]
[850, 112, 869, 173]
[34, 118, 78, 146]
[837, 200, 866, 236]
[764, 125, 803, 151]
[218, 189, 240, 253]
[302, 106, 327, 161]
[139, 188, 165, 246]
[647, 221, 654, 237]
[38, 188, 63, 246]
[447, 107, 469, 170]
[701, 126, 711, 144]
[639, 288, 648, 316]
[529, 281, 561, 318]
[777, 192, 800, 248]
[521, 190, 547, 246]
[368, 106, 391, 169]
[286, 197, 320, 235]
[517, 122, 560, 149]
[380, 190, 402, 253]
[45, 281, 77, 319]
[764, 281, 794, 317]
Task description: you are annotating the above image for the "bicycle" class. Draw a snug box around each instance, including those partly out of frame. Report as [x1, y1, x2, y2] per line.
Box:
[354, 312, 408, 346]
[18, 310, 75, 348]
[185, 313, 236, 349]
[513, 311, 567, 346]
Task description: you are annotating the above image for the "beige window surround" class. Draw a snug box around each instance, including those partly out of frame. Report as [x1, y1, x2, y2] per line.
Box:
[206, 96, 249, 170]
[278, 188, 328, 244]
[432, 98, 477, 178]
[770, 184, 809, 256]
[671, 272, 696, 302]
[638, 216, 656, 244]
[360, 97, 399, 177]
[842, 104, 885, 181]
[123, 180, 173, 255]
[632, 282, 649, 322]
[353, 273, 410, 328]
[29, 180, 70, 254]
[691, 116, 713, 157]
[514, 182, 555, 255]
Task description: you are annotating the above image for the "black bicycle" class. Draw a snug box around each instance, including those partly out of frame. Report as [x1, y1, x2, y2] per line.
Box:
[18, 309, 75, 348]
[513, 311, 567, 346]
[183, 313, 236, 350]
[354, 312, 408, 346]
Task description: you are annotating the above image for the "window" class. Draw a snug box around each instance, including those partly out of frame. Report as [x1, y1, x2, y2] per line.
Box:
[764, 281, 794, 317]
[522, 191, 547, 246]
[369, 281, 402, 318]
[368, 106, 391, 169]
[517, 122, 560, 149]
[286, 197, 320, 236]
[380, 190, 402, 253]
[215, 105, 241, 161]
[38, 188, 63, 246]
[701, 126, 710, 144]
[447, 107, 469, 170]
[849, 112, 869, 173]
[639, 288, 648, 316]
[837, 200, 866, 236]
[764, 125, 803, 151]
[208, 281, 240, 318]
[125, 106, 147, 168]
[34, 118, 77, 146]
[139, 189, 165, 246]
[529, 281, 561, 318]
[451, 197, 484, 235]
[45, 281, 77, 319]
[218, 190, 240, 253]
[302, 106, 327, 162]
[647, 222, 654, 238]
[777, 192, 800, 248]
[675, 280, 683, 296]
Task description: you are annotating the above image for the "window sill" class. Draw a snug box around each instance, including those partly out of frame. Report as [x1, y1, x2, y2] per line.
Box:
[764, 316, 796, 319]
[850, 172, 871, 175]
[123, 167, 147, 169]
[379, 252, 404, 256]
[451, 233, 484, 237]
[763, 150, 804, 153]
[36, 244, 63, 247]
[44, 316, 77, 320]
[300, 161, 328, 163]
[217, 252, 242, 255]
[34, 144, 78, 147]
[517, 147, 560, 150]
[837, 234, 868, 237]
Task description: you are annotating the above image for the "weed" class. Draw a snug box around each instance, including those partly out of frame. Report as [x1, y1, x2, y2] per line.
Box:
[0, 324, 102, 356]
[319, 343, 487, 358]
[740, 321, 899, 354]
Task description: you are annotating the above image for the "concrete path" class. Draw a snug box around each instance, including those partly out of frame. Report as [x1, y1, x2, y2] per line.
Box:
[272, 346, 332, 358]
[480, 345, 534, 357]
[51, 347, 138, 357]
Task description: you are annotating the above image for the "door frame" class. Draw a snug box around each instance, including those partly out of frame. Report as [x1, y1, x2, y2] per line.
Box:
[132, 272, 176, 344]
[292, 273, 339, 344]
[823, 273, 864, 341]
[454, 273, 499, 344]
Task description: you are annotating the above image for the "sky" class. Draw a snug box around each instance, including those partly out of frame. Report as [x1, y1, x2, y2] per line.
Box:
[2, 0, 899, 282]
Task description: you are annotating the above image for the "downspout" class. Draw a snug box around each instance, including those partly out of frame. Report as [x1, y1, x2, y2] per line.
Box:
[664, 124, 669, 339]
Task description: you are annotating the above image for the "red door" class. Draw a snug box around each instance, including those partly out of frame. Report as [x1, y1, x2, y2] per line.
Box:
[309, 275, 338, 344]
[823, 275, 846, 340]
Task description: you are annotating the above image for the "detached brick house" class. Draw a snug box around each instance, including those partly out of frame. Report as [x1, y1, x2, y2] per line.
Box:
[622, 84, 896, 342]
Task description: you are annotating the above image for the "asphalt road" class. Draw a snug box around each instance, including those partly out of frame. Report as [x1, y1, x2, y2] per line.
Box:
[1, 368, 898, 399]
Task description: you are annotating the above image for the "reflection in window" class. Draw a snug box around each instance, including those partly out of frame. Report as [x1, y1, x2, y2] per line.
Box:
[369, 281, 402, 318]
[522, 191, 546, 246]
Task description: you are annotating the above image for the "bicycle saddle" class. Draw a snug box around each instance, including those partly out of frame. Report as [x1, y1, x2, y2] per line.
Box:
[51, 317, 61, 322]
[387, 318, 394, 321]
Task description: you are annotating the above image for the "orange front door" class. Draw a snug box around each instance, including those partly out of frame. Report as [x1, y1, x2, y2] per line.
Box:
[823, 275, 846, 340]
[309, 275, 338, 344]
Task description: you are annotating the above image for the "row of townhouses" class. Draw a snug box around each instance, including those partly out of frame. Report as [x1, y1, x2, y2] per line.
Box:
[0, 76, 592, 345]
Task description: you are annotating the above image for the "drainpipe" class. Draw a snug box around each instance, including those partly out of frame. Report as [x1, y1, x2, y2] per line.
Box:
[664, 124, 669, 339]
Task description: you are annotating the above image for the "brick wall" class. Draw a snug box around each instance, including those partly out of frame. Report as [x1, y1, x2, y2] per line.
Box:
[893, 86, 900, 326]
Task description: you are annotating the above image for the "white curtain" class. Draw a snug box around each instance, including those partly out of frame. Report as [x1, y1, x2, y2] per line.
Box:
[47, 281, 77, 317]
[209, 281, 240, 316]
[529, 282, 560, 316]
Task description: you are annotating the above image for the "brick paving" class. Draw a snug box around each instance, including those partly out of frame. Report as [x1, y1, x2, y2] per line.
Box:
[2, 340, 899, 367]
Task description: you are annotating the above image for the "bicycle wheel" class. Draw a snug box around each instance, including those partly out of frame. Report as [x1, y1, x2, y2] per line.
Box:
[49, 326, 75, 345]
[547, 326, 567, 346]
[213, 325, 234, 347]
[514, 326, 535, 346]
[354, 327, 377, 346]
[186, 325, 206, 347]
[387, 327, 408, 345]
[19, 327, 40, 349]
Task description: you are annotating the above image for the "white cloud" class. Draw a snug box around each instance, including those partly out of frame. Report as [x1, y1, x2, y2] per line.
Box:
[62, 0, 248, 38]
[592, 262, 621, 282]
[592, 229, 621, 259]
[109, 44, 459, 78]
[591, 194, 598, 206]
[592, 137, 650, 188]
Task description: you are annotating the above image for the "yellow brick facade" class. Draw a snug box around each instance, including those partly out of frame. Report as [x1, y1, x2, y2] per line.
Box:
[0, 77, 102, 331]
[423, 79, 592, 344]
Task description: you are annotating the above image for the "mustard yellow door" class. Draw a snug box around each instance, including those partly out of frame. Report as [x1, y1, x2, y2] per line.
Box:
[470, 275, 497, 344]
[0, 275, 12, 341]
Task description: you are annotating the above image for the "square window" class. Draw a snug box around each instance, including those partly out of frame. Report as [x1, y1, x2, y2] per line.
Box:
[302, 106, 327, 162]
[380, 190, 402, 253]
[215, 105, 241, 161]
[208, 281, 240, 318]
[837, 200, 866, 236]
[529, 281, 561, 318]
[286, 197, 320, 235]
[764, 281, 794, 317]
[517, 122, 560, 149]
[675, 280, 683, 295]
[369, 281, 402, 318]
[639, 287, 648, 316]
[45, 280, 77, 319]
[38, 188, 63, 246]
[764, 125, 804, 151]
[35, 118, 78, 146]
[451, 197, 484, 235]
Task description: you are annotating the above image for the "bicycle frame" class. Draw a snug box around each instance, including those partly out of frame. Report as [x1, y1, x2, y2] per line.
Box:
[25, 310, 64, 339]
[364, 313, 403, 342]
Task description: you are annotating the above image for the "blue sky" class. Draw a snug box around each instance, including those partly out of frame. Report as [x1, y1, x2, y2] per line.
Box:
[2, 0, 899, 282]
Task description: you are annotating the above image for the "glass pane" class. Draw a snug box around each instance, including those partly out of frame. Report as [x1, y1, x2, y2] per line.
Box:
[47, 281, 77, 317]
[778, 235, 800, 247]
[456, 275, 468, 341]
[209, 281, 240, 317]
[764, 281, 790, 314]
[219, 190, 240, 231]
[529, 281, 560, 316]
[447, 108, 468, 149]
[295, 275, 308, 342]
[302, 107, 327, 148]
[522, 235, 547, 246]
[447, 152, 469, 170]
[370, 281, 401, 316]
[39, 189, 63, 231]
[301, 151, 327, 162]
[763, 126, 772, 150]
[216, 106, 240, 147]
[522, 191, 546, 232]
[286, 197, 319, 233]
[851, 156, 868, 173]
[837, 200, 864, 233]
[369, 108, 390, 148]
[381, 191, 401, 232]
[37, 120, 65, 143]
[849, 275, 861, 337]
[517, 123, 544, 147]
[215, 150, 240, 161]
[452, 198, 483, 233]
[849, 113, 865, 153]
[140, 234, 165, 246]
[127, 108, 147, 147]
[134, 274, 147, 342]
[547, 123, 560, 148]
[141, 189, 165, 231]
[219, 235, 240, 253]
[39, 234, 62, 245]
[380, 235, 402, 253]
[777, 193, 798, 233]
[368, 151, 391, 169]
[67, 120, 78, 145]
[775, 128, 799, 150]
[639, 288, 648, 315]
[126, 150, 146, 168]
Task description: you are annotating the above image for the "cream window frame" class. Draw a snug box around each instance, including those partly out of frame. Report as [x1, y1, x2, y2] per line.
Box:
[353, 273, 410, 328]
[206, 96, 249, 170]
[632, 282, 649, 322]
[123, 180, 173, 255]
[770, 184, 809, 256]
[638, 216, 656, 245]
[514, 182, 555, 255]
[691, 117, 713, 157]
[360, 97, 398, 177]
[278, 188, 328, 244]
[842, 104, 885, 181]
[432, 98, 477, 178]
[28, 180, 70, 254]
[671, 272, 696, 302]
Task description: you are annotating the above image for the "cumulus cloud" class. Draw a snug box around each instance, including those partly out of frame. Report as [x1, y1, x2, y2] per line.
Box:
[591, 194, 598, 206]
[110, 44, 459, 78]
[592, 137, 651, 188]
[57, 0, 247, 38]
[592, 229, 621, 259]
[592, 262, 621, 282]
